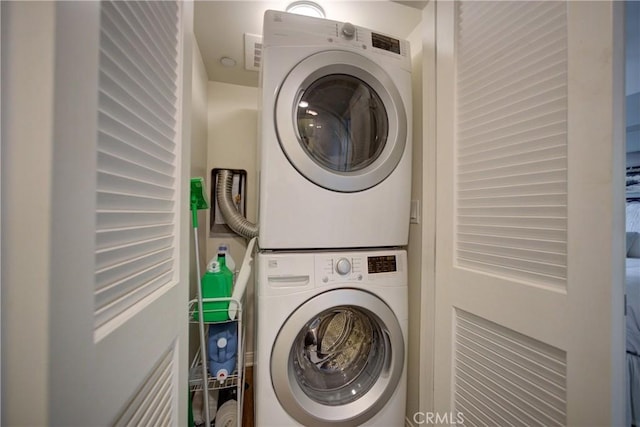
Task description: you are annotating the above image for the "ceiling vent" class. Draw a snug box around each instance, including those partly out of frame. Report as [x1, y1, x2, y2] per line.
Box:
[244, 33, 262, 72]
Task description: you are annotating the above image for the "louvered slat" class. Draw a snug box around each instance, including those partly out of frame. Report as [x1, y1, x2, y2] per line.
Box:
[455, 1, 568, 289]
[114, 342, 177, 426]
[120, 2, 177, 69]
[97, 151, 173, 187]
[140, 2, 177, 54]
[97, 210, 174, 229]
[458, 2, 565, 78]
[99, 92, 175, 151]
[96, 0, 179, 330]
[100, 71, 175, 138]
[102, 2, 176, 104]
[96, 236, 174, 271]
[98, 131, 174, 174]
[99, 49, 174, 122]
[459, 169, 566, 191]
[454, 310, 567, 426]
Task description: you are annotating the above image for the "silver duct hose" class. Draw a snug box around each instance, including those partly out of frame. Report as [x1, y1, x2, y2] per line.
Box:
[216, 169, 259, 239]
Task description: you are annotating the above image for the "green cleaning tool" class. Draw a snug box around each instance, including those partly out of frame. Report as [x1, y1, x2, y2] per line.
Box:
[190, 177, 209, 228]
[189, 177, 212, 426]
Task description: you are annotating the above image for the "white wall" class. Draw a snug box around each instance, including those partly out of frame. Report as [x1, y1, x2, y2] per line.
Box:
[206, 81, 259, 360]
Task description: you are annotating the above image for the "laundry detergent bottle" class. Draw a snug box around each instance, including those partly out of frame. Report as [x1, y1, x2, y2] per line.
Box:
[216, 252, 234, 285]
[208, 321, 238, 381]
[195, 256, 233, 322]
[217, 243, 236, 273]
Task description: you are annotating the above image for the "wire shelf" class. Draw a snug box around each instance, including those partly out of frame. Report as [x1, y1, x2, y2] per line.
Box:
[188, 296, 246, 426]
[188, 297, 242, 324]
[189, 353, 240, 392]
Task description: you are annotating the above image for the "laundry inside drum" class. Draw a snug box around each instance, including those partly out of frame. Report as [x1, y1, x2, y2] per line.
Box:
[291, 306, 386, 406]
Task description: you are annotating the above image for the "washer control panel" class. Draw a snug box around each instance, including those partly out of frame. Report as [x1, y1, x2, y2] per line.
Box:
[314, 251, 403, 285]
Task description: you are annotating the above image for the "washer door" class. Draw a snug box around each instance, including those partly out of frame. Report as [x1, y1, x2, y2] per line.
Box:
[275, 50, 407, 192]
[270, 289, 404, 426]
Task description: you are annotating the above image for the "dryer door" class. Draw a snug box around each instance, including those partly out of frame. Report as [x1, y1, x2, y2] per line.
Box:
[275, 50, 407, 192]
[270, 289, 404, 426]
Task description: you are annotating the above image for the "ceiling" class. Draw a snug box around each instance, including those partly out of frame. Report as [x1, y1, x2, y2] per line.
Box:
[193, 1, 426, 88]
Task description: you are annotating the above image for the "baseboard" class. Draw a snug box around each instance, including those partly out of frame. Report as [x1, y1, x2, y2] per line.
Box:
[244, 351, 254, 367]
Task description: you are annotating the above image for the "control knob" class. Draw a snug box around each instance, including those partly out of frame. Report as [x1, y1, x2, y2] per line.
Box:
[336, 258, 351, 275]
[341, 22, 356, 39]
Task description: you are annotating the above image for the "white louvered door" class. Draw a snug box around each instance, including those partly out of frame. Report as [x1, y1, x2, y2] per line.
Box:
[94, 1, 191, 424]
[433, 1, 626, 425]
[42, 1, 192, 425]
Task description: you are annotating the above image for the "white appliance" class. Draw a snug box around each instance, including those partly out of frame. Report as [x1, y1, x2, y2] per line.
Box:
[258, 10, 413, 250]
[254, 249, 408, 426]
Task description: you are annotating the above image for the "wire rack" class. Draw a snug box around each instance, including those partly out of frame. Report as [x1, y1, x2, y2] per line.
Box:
[188, 297, 245, 426]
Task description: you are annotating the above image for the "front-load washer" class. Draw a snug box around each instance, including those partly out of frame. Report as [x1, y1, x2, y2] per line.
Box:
[258, 10, 412, 250]
[254, 249, 408, 426]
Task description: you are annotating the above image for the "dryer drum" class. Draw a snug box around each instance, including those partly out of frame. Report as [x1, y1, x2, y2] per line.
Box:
[295, 74, 389, 174]
[274, 50, 408, 193]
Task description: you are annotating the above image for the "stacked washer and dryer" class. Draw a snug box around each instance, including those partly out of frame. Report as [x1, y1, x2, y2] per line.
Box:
[255, 10, 412, 427]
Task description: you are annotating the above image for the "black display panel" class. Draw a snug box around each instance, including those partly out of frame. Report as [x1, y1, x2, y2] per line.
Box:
[368, 255, 397, 274]
[371, 33, 401, 54]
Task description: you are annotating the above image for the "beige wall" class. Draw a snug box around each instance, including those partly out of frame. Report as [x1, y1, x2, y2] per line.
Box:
[1, 2, 56, 424]
[189, 36, 210, 359]
[406, 17, 424, 425]
[406, 5, 437, 424]
[206, 81, 259, 360]
[627, 1, 640, 95]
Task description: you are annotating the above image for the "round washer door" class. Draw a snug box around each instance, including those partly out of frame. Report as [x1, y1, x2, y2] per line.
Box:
[275, 50, 407, 193]
[270, 289, 404, 426]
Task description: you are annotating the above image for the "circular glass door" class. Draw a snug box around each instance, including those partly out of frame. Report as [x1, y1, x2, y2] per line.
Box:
[296, 74, 388, 173]
[275, 50, 407, 193]
[270, 289, 404, 426]
[292, 306, 383, 406]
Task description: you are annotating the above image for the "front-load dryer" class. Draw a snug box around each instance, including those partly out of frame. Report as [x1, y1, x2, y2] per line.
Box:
[254, 249, 408, 426]
[258, 10, 412, 250]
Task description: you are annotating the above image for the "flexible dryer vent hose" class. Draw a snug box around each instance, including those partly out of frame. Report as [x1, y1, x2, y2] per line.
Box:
[216, 169, 259, 239]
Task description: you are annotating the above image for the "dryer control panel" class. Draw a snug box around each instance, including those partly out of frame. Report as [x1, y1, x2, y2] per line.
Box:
[263, 10, 411, 68]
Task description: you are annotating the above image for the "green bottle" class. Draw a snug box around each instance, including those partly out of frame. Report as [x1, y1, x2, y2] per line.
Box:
[194, 253, 233, 322]
[217, 252, 234, 287]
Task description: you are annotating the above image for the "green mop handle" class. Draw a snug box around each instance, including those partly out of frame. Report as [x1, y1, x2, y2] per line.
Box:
[189, 177, 211, 425]
[191, 202, 199, 228]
